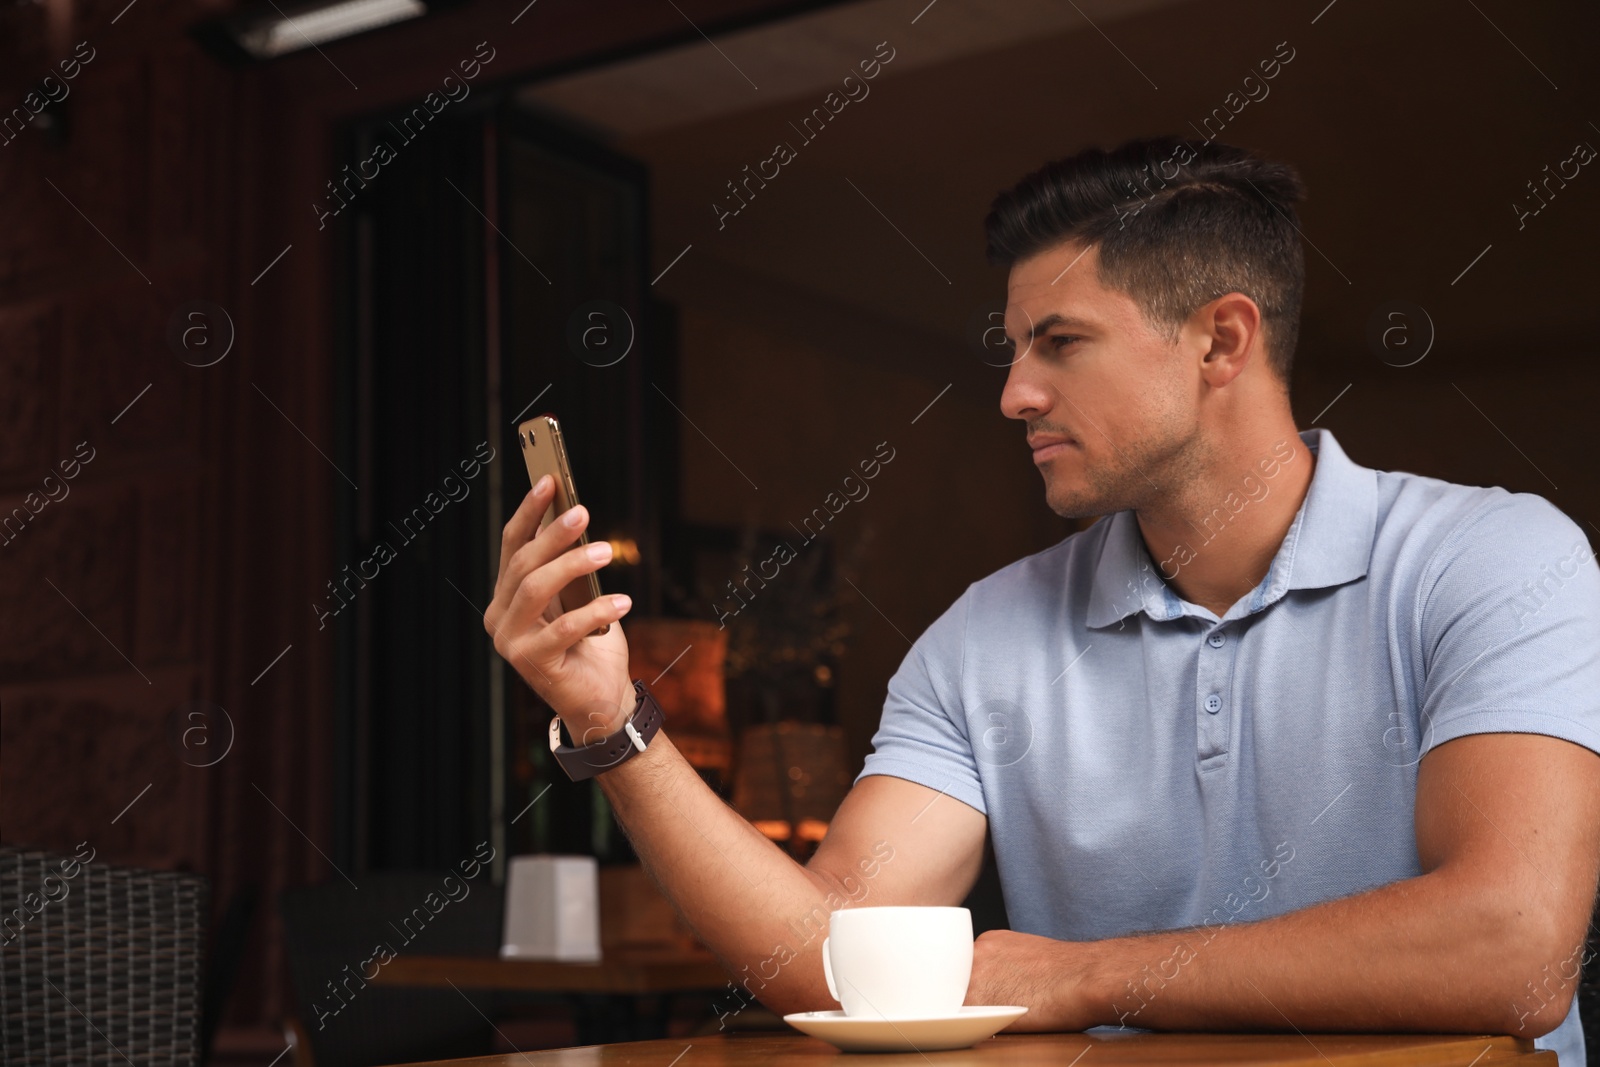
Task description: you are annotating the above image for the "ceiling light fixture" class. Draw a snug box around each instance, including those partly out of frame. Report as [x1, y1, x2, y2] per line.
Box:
[231, 0, 426, 59]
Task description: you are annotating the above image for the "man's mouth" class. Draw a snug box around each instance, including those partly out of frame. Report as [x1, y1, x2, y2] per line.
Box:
[1029, 436, 1077, 463]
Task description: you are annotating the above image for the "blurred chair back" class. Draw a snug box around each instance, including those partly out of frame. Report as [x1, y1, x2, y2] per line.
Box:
[201, 881, 260, 1061]
[279, 871, 503, 1067]
[0, 845, 207, 1066]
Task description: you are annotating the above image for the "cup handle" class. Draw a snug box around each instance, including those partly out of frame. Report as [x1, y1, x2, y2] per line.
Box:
[821, 936, 839, 1003]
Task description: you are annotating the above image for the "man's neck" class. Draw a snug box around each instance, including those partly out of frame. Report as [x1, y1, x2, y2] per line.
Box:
[1135, 429, 1317, 619]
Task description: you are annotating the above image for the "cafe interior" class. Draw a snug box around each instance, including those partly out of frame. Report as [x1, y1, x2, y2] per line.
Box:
[1, 0, 1598, 1063]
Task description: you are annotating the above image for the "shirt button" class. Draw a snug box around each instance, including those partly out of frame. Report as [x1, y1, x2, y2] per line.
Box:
[1207, 632, 1226, 648]
[1204, 693, 1223, 714]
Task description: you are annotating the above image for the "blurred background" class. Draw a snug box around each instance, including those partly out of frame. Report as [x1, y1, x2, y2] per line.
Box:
[1, 0, 1597, 1063]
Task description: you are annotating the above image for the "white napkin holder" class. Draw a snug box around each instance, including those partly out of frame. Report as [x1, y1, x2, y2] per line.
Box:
[500, 854, 601, 961]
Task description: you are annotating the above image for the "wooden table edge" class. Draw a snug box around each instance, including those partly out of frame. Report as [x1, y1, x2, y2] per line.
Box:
[384, 1028, 1549, 1066]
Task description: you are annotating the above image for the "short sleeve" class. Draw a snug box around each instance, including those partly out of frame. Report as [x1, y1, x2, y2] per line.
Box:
[1417, 493, 1600, 757]
[854, 586, 986, 815]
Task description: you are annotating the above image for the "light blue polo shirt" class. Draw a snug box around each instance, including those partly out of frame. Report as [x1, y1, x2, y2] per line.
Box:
[858, 427, 1600, 1064]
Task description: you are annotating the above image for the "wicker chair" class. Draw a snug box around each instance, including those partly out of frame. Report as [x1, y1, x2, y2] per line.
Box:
[0, 845, 208, 1067]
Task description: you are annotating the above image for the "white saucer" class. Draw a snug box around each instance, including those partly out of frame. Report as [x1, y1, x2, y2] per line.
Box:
[783, 1005, 1027, 1052]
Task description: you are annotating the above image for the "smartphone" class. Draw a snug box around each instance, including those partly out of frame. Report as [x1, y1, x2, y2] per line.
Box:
[517, 413, 609, 637]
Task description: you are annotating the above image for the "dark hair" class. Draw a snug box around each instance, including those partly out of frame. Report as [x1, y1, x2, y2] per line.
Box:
[983, 136, 1307, 389]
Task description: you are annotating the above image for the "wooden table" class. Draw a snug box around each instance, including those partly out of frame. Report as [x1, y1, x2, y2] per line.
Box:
[373, 950, 734, 1044]
[391, 1030, 1551, 1065]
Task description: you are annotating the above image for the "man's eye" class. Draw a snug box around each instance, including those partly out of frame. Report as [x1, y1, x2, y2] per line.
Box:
[1052, 335, 1079, 349]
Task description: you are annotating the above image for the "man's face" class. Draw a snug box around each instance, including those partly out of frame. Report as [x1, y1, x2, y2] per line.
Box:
[999, 240, 1200, 520]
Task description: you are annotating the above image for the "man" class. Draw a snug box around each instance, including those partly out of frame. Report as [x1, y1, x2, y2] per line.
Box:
[484, 136, 1600, 1063]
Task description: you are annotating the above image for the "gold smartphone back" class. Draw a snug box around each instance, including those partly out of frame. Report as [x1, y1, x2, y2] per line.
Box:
[517, 413, 608, 636]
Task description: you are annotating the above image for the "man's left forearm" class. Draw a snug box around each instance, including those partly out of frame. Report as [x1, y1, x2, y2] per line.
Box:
[982, 869, 1574, 1037]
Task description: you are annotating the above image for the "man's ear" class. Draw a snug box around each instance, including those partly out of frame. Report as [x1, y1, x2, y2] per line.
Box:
[1193, 292, 1262, 387]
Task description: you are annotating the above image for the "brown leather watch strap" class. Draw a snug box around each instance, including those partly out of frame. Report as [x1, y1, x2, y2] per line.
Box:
[548, 680, 664, 781]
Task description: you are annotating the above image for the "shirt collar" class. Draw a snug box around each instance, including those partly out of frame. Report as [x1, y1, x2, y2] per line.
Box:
[1085, 428, 1376, 628]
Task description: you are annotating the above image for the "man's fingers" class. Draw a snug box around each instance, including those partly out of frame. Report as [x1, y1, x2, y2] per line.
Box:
[497, 501, 593, 607]
[524, 591, 633, 663]
[487, 487, 629, 709]
[497, 474, 554, 586]
[506, 537, 613, 628]
[489, 530, 613, 675]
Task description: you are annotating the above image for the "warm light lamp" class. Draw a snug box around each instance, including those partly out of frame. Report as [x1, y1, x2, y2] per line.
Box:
[733, 722, 850, 848]
[624, 619, 729, 771]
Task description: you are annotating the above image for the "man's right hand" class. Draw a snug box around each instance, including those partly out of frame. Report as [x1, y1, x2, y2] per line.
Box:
[484, 473, 636, 743]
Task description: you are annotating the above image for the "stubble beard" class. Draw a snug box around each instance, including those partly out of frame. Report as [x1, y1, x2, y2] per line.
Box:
[1041, 421, 1202, 521]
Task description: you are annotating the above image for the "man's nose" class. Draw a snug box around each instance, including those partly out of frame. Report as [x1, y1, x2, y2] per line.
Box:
[1000, 356, 1052, 421]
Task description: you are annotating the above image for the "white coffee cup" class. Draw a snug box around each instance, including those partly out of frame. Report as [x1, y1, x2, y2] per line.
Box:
[821, 906, 973, 1019]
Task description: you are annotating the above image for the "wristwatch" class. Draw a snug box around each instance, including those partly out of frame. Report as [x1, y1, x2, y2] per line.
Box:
[548, 679, 665, 781]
